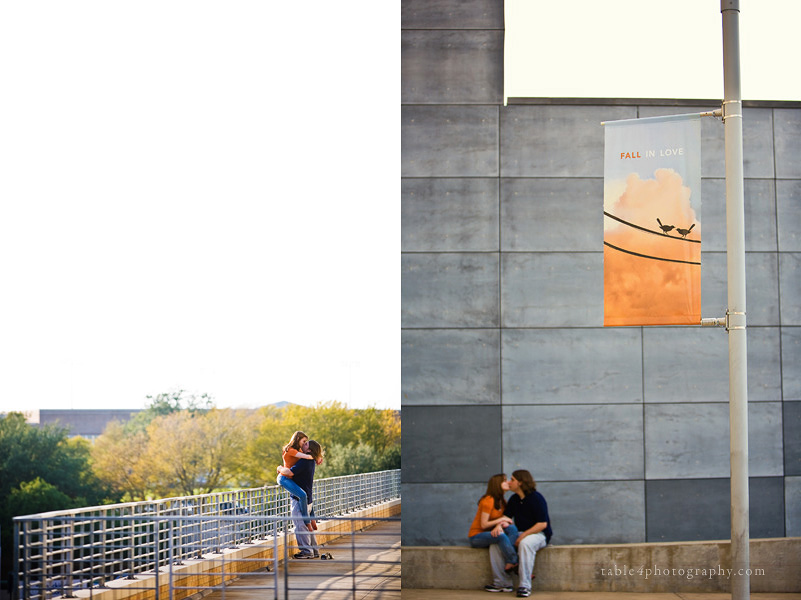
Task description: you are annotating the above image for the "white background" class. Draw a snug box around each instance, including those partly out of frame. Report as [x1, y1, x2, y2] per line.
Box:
[0, 2, 398, 412]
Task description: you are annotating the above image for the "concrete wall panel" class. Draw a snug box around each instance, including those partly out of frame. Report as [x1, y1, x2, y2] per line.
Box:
[402, 253, 499, 328]
[502, 405, 644, 481]
[646, 477, 785, 542]
[402, 30, 502, 104]
[777, 179, 801, 252]
[775, 109, 801, 179]
[501, 252, 603, 327]
[641, 326, 784, 404]
[785, 401, 801, 476]
[642, 328, 728, 403]
[402, 482, 487, 545]
[645, 404, 729, 480]
[787, 476, 801, 536]
[779, 253, 801, 325]
[402, 105, 499, 177]
[401, 0, 504, 29]
[783, 328, 801, 400]
[700, 251, 779, 327]
[500, 178, 603, 252]
[646, 478, 730, 542]
[701, 178, 777, 252]
[750, 477, 787, 538]
[500, 105, 636, 177]
[402, 178, 499, 252]
[745, 327, 783, 402]
[644, 403, 783, 479]
[403, 405, 502, 483]
[402, 329, 500, 406]
[501, 328, 642, 405]
[543, 481, 645, 544]
[740, 108, 777, 178]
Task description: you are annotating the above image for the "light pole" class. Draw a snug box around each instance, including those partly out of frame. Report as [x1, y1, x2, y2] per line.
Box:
[720, 2, 750, 599]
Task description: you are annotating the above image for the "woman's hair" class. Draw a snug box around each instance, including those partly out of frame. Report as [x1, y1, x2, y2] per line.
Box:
[511, 469, 537, 495]
[482, 473, 508, 511]
[284, 430, 309, 453]
[307, 440, 324, 461]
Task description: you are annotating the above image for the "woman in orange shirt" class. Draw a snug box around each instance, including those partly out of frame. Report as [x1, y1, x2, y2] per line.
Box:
[468, 473, 519, 572]
[277, 430, 314, 524]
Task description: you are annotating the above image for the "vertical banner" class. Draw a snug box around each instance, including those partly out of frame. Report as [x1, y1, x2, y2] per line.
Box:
[604, 114, 702, 326]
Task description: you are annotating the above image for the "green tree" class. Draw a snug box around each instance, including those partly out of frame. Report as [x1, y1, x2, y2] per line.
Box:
[354, 407, 401, 455]
[282, 401, 361, 450]
[0, 413, 111, 589]
[244, 402, 401, 484]
[6, 478, 81, 517]
[239, 404, 294, 486]
[317, 442, 380, 477]
[145, 408, 252, 496]
[91, 421, 151, 500]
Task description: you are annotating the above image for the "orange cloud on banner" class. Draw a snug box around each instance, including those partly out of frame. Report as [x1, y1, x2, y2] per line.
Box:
[604, 168, 701, 326]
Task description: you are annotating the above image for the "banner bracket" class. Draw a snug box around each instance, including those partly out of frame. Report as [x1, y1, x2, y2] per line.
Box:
[701, 108, 723, 119]
[700, 311, 746, 331]
[726, 310, 746, 331]
[721, 100, 742, 121]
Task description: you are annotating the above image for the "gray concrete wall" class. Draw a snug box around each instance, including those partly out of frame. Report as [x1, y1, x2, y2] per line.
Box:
[401, 0, 801, 547]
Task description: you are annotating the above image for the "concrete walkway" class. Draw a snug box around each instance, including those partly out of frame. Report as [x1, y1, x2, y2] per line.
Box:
[202, 518, 400, 600]
[400, 593, 801, 599]
[402, 588, 801, 600]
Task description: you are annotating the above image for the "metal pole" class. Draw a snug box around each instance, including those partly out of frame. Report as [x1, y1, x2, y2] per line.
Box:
[721, 2, 750, 599]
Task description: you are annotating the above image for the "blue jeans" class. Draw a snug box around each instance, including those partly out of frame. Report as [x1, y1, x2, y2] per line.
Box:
[469, 523, 519, 565]
[291, 499, 318, 555]
[277, 475, 310, 523]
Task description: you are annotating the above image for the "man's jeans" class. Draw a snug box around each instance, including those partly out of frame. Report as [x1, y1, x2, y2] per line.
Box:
[489, 532, 547, 591]
[290, 498, 317, 555]
[469, 523, 519, 565]
[277, 475, 310, 523]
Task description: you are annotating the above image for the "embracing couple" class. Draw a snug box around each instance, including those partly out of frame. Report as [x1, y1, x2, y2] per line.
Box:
[468, 470, 552, 597]
[276, 430, 325, 559]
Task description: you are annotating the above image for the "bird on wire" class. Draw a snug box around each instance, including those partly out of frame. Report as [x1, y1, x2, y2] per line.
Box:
[676, 224, 696, 238]
[656, 218, 675, 235]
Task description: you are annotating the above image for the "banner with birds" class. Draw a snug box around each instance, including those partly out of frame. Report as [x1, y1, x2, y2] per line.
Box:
[603, 113, 701, 326]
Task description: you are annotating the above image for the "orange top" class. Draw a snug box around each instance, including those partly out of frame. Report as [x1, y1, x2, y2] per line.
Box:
[468, 495, 505, 538]
[282, 447, 302, 468]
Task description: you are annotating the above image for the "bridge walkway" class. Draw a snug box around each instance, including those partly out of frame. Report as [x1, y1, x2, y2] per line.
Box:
[201, 518, 400, 600]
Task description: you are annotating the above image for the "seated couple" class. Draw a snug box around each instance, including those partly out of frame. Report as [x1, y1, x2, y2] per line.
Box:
[468, 470, 552, 598]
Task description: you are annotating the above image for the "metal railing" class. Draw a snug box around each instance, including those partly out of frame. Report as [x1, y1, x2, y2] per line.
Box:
[14, 469, 400, 599]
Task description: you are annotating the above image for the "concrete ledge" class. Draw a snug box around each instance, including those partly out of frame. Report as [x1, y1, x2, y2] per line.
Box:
[402, 537, 801, 593]
[72, 499, 401, 600]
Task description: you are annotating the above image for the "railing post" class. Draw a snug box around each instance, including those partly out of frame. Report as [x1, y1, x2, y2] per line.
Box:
[168, 519, 175, 600]
[62, 519, 76, 598]
[272, 517, 279, 600]
[153, 517, 160, 600]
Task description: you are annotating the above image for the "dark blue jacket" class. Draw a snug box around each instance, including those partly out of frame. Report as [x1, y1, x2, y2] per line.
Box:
[505, 490, 552, 543]
[290, 458, 316, 504]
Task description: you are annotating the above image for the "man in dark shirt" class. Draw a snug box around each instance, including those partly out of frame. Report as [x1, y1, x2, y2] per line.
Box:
[488, 469, 552, 598]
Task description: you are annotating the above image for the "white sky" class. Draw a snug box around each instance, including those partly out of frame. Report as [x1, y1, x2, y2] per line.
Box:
[0, 2, 398, 413]
[505, 0, 801, 103]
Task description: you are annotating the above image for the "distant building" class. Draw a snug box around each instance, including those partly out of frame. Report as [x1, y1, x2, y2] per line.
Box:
[33, 409, 142, 441]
